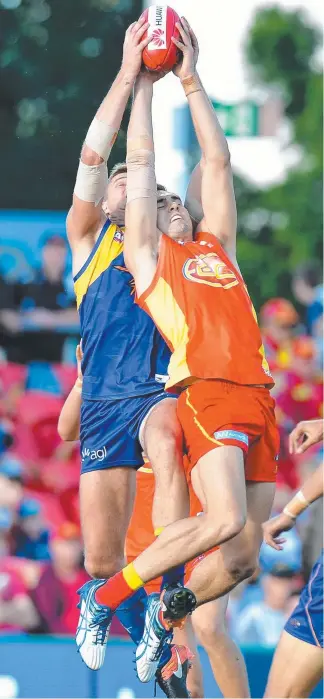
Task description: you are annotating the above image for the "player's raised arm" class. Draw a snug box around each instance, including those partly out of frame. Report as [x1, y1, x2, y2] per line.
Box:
[67, 19, 150, 248]
[124, 72, 160, 295]
[173, 19, 237, 257]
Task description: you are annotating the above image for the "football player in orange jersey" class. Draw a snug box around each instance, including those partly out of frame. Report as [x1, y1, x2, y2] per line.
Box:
[59, 356, 250, 698]
[87, 16, 280, 682]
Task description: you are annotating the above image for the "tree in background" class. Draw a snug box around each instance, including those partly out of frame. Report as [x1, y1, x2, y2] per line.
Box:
[237, 6, 323, 307]
[0, 0, 141, 209]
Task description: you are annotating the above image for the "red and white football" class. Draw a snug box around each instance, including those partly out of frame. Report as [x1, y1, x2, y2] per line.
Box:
[141, 5, 180, 73]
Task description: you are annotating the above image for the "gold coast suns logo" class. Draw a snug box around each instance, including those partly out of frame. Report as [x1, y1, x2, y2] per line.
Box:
[182, 253, 239, 289]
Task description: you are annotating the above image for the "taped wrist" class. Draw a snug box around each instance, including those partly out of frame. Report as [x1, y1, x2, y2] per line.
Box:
[181, 73, 202, 97]
[85, 118, 117, 162]
[283, 490, 309, 520]
[74, 161, 108, 204]
[126, 140, 156, 203]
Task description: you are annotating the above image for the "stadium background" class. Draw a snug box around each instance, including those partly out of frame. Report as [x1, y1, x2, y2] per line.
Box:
[0, 0, 322, 696]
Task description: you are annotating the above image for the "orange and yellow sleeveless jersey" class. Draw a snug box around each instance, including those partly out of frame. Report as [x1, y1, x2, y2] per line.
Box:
[137, 231, 273, 392]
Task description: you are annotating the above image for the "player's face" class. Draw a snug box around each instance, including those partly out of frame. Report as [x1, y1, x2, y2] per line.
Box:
[157, 194, 193, 241]
[105, 172, 127, 216]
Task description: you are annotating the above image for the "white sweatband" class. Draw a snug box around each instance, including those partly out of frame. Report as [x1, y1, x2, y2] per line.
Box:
[85, 118, 117, 162]
[74, 160, 108, 204]
[126, 149, 156, 204]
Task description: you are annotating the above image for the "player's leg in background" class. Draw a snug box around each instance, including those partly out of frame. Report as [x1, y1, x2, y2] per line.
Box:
[173, 618, 204, 698]
[80, 467, 136, 580]
[141, 397, 189, 587]
[141, 397, 189, 528]
[264, 631, 323, 698]
[192, 596, 250, 698]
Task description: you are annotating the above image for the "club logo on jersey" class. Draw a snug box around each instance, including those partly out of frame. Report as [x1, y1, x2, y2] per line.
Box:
[113, 229, 124, 243]
[182, 253, 239, 289]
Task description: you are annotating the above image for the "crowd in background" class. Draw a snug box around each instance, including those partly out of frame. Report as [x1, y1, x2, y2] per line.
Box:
[0, 233, 322, 647]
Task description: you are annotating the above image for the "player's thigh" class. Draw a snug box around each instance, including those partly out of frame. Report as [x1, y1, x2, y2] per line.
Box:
[80, 467, 136, 572]
[193, 446, 247, 536]
[140, 396, 183, 469]
[220, 480, 275, 570]
[265, 630, 323, 698]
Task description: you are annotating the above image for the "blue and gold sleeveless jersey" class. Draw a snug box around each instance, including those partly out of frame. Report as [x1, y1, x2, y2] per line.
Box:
[73, 219, 170, 400]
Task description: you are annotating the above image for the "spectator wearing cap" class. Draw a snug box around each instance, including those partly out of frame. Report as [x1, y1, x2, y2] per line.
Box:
[11, 499, 51, 561]
[31, 522, 88, 634]
[260, 298, 300, 372]
[233, 563, 299, 648]
[12, 234, 79, 363]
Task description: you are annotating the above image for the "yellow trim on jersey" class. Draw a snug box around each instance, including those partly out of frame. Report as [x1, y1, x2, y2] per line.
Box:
[144, 277, 190, 390]
[138, 466, 153, 474]
[74, 223, 123, 309]
[186, 389, 224, 447]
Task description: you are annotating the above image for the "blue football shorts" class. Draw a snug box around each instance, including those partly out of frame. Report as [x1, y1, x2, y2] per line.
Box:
[80, 390, 177, 474]
[285, 553, 323, 648]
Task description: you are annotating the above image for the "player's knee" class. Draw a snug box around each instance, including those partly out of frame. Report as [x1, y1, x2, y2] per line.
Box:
[205, 512, 246, 547]
[84, 555, 123, 580]
[194, 613, 225, 649]
[226, 550, 257, 584]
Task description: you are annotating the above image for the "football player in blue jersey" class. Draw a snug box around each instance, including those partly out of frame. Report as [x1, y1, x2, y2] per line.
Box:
[67, 18, 196, 674]
[263, 418, 323, 698]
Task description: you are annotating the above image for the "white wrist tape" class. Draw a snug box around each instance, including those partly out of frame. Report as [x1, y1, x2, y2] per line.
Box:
[283, 506, 297, 521]
[283, 490, 309, 521]
[74, 161, 108, 204]
[126, 149, 156, 204]
[85, 118, 117, 162]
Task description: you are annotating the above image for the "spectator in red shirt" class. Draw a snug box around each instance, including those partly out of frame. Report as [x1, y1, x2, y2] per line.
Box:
[31, 522, 88, 634]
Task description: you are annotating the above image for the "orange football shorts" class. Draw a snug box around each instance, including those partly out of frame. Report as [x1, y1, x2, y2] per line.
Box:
[177, 379, 279, 482]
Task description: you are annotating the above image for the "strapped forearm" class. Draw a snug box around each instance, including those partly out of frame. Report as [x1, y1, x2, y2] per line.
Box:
[283, 463, 323, 520]
[126, 81, 156, 209]
[182, 72, 230, 163]
[74, 68, 134, 204]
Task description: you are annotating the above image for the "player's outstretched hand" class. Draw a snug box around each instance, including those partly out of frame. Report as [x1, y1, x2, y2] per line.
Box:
[122, 17, 151, 80]
[262, 512, 295, 551]
[289, 418, 324, 455]
[172, 17, 199, 81]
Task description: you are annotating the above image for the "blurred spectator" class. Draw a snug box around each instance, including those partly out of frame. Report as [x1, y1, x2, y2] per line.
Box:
[292, 261, 323, 335]
[233, 564, 298, 647]
[0, 420, 14, 456]
[0, 274, 21, 361]
[0, 457, 24, 507]
[31, 522, 87, 634]
[0, 556, 39, 632]
[0, 509, 13, 558]
[8, 235, 79, 363]
[260, 298, 299, 371]
[11, 499, 51, 561]
[292, 262, 323, 366]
